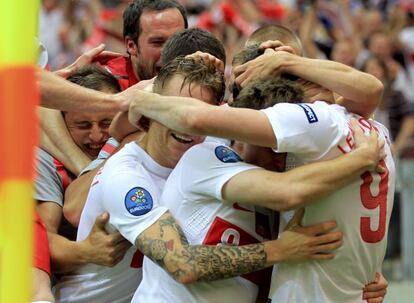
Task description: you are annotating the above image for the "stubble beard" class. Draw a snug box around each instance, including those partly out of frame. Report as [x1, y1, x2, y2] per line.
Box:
[136, 58, 155, 81]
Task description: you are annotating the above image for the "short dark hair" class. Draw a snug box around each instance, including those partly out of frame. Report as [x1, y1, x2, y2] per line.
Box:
[232, 77, 304, 110]
[154, 57, 225, 103]
[246, 24, 303, 56]
[123, 0, 188, 43]
[232, 43, 264, 66]
[161, 28, 226, 65]
[67, 64, 121, 93]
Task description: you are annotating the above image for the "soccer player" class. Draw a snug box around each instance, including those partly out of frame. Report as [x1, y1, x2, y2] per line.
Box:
[54, 57, 359, 303]
[39, 0, 188, 175]
[35, 66, 131, 270]
[133, 77, 385, 303]
[126, 44, 393, 302]
[34, 65, 130, 303]
[62, 27, 227, 227]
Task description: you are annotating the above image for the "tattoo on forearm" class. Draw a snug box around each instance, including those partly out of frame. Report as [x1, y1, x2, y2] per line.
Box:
[158, 212, 189, 244]
[136, 212, 267, 283]
[185, 244, 267, 281]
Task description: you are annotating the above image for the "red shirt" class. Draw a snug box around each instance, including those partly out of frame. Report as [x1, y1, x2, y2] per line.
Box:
[95, 56, 139, 91]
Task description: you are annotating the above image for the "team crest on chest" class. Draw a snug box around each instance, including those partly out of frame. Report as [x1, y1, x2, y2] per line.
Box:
[215, 146, 241, 163]
[124, 187, 153, 216]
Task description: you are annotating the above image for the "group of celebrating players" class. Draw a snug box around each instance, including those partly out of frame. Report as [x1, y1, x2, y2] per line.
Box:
[33, 1, 394, 302]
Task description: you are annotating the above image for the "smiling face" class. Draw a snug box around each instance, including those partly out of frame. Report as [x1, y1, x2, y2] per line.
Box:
[65, 112, 113, 159]
[128, 8, 185, 80]
[145, 75, 216, 168]
[64, 86, 115, 159]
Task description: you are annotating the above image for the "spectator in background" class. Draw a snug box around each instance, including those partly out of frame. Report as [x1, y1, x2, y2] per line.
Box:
[39, 0, 65, 69]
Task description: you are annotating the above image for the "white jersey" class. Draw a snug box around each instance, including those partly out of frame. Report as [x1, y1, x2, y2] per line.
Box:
[134, 142, 273, 303]
[262, 102, 395, 303]
[53, 142, 170, 303]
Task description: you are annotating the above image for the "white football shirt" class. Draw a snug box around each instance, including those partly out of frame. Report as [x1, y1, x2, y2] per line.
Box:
[133, 142, 272, 303]
[262, 102, 395, 303]
[53, 142, 170, 303]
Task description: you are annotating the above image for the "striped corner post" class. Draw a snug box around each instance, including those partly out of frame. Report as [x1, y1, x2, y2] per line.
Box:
[0, 1, 40, 302]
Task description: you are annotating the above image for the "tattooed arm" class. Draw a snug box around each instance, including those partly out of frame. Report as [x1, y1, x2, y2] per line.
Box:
[135, 211, 342, 284]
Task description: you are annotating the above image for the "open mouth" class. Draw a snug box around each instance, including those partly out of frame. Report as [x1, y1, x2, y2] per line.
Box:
[171, 133, 194, 144]
[85, 143, 105, 156]
[87, 143, 105, 150]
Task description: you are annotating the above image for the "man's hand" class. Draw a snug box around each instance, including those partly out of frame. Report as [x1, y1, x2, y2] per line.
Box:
[362, 272, 388, 303]
[122, 88, 157, 126]
[234, 49, 293, 88]
[110, 78, 155, 134]
[350, 119, 386, 173]
[276, 209, 343, 262]
[113, 78, 155, 114]
[80, 212, 131, 267]
[185, 51, 225, 72]
[54, 44, 123, 78]
[259, 40, 298, 55]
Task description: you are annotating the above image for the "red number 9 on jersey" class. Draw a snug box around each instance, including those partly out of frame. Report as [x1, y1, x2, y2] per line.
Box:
[360, 160, 389, 243]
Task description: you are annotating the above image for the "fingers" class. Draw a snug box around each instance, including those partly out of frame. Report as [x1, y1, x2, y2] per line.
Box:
[108, 231, 127, 245]
[297, 220, 337, 236]
[93, 211, 110, 230]
[363, 289, 386, 300]
[363, 272, 388, 301]
[77, 44, 106, 65]
[259, 40, 284, 50]
[306, 232, 342, 261]
[106, 240, 131, 267]
[84, 43, 106, 58]
[363, 273, 388, 292]
[233, 63, 247, 79]
[234, 70, 251, 88]
[95, 50, 124, 60]
[54, 66, 76, 78]
[186, 51, 224, 72]
[274, 46, 296, 54]
[350, 119, 364, 146]
[309, 232, 343, 250]
[366, 298, 384, 303]
[375, 165, 386, 174]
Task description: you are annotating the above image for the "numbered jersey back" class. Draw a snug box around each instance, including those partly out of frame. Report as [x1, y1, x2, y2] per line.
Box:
[264, 102, 396, 303]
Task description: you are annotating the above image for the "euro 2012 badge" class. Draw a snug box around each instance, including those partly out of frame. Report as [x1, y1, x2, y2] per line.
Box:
[124, 187, 153, 216]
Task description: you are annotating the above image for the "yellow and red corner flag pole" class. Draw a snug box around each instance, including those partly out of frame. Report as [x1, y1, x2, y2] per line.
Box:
[0, 1, 40, 302]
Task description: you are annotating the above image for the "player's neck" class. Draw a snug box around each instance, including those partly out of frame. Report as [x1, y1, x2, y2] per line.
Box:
[137, 134, 175, 168]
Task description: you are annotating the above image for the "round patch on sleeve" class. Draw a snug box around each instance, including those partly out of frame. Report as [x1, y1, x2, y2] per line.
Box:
[124, 187, 153, 216]
[214, 146, 241, 163]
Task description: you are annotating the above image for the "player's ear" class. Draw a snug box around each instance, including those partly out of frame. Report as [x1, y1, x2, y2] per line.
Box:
[125, 36, 138, 57]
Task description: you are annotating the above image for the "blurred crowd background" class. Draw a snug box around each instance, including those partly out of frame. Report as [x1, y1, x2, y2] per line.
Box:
[39, 0, 414, 284]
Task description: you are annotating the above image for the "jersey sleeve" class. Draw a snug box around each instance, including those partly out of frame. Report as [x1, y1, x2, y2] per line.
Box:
[261, 102, 347, 161]
[100, 170, 168, 245]
[179, 143, 258, 201]
[33, 148, 64, 207]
